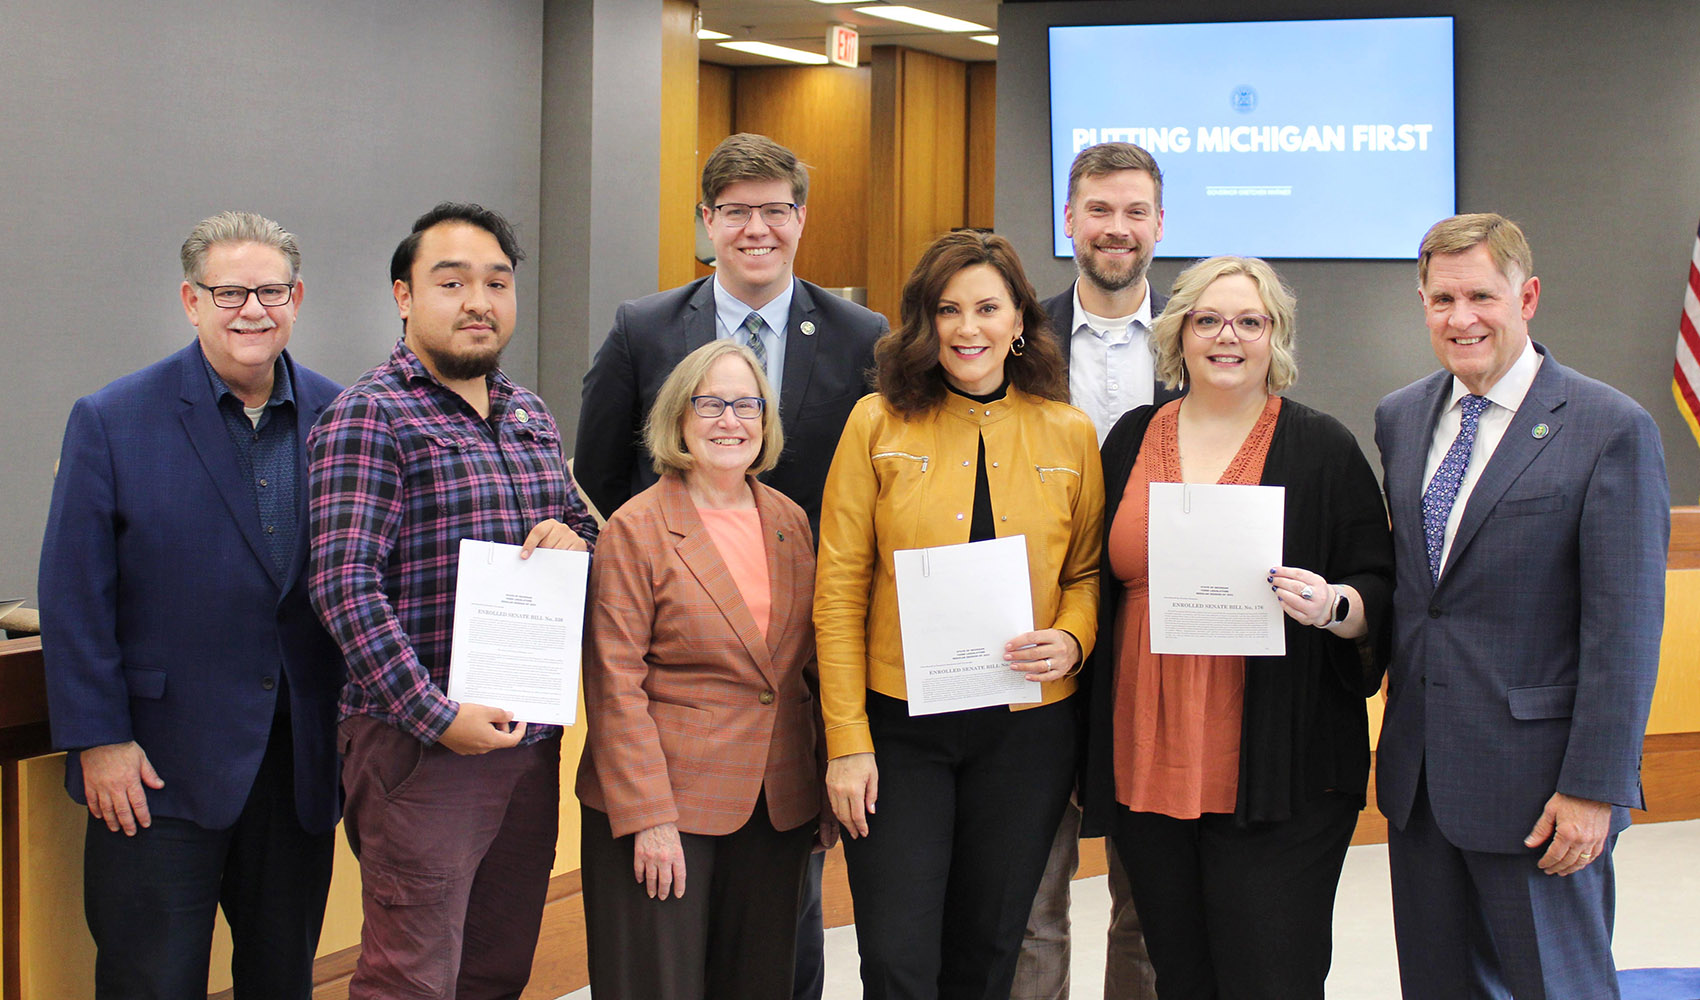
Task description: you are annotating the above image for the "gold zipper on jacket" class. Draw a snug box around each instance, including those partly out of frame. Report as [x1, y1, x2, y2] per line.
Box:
[873, 451, 930, 472]
[1035, 465, 1079, 483]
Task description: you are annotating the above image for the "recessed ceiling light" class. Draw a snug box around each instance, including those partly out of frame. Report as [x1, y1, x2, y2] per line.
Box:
[971, 34, 998, 46]
[697, 28, 731, 40]
[852, 5, 990, 33]
[717, 40, 831, 65]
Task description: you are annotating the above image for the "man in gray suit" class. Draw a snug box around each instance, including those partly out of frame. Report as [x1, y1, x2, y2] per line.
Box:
[1374, 213, 1667, 999]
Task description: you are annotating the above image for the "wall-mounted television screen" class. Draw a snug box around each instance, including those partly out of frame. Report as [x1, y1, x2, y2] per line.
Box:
[1049, 17, 1455, 260]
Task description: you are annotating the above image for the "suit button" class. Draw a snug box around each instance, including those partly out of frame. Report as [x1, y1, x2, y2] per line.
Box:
[759, 690, 775, 705]
[1428, 607, 1441, 618]
[261, 676, 276, 691]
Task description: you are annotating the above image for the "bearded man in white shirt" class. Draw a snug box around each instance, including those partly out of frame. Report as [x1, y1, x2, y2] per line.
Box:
[1016, 141, 1180, 1000]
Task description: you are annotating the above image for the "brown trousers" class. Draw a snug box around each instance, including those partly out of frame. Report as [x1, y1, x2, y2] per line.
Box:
[339, 717, 560, 1000]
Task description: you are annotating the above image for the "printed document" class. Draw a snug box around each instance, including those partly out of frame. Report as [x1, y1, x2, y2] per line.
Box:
[894, 535, 1041, 715]
[1147, 483, 1286, 656]
[448, 539, 589, 726]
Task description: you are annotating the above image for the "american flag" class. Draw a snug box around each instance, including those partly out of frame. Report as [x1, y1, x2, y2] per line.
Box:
[1676, 219, 1700, 456]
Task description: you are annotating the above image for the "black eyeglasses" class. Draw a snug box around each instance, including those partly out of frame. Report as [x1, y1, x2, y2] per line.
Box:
[1185, 310, 1272, 342]
[196, 282, 294, 309]
[691, 395, 765, 419]
[711, 202, 799, 228]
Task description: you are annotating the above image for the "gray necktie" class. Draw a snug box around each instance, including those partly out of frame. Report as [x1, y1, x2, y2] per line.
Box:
[741, 312, 769, 373]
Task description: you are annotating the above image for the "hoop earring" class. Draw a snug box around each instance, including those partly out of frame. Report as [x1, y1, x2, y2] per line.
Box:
[1010, 335, 1026, 357]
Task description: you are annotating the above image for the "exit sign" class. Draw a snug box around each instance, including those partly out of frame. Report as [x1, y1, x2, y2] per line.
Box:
[828, 25, 859, 67]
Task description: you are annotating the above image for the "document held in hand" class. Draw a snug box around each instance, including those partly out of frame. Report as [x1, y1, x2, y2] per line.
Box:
[893, 534, 1042, 716]
[448, 539, 590, 726]
[1147, 482, 1286, 656]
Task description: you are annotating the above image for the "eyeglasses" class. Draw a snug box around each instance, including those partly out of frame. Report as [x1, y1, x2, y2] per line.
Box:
[711, 202, 798, 228]
[1186, 310, 1272, 342]
[195, 282, 294, 309]
[691, 395, 765, 419]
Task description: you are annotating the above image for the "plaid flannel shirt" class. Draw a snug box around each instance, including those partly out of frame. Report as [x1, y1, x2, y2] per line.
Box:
[308, 340, 597, 745]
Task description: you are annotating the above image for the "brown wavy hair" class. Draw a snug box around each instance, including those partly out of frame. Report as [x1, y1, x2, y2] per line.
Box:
[874, 230, 1066, 416]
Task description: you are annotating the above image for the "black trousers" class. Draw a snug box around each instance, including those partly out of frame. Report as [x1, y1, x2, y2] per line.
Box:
[844, 692, 1077, 1000]
[581, 795, 815, 1000]
[1110, 793, 1358, 1000]
[83, 715, 334, 1000]
[792, 851, 827, 1000]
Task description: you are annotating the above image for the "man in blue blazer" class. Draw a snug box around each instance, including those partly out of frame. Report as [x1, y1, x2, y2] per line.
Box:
[1374, 213, 1667, 999]
[40, 212, 345, 999]
[575, 133, 883, 1000]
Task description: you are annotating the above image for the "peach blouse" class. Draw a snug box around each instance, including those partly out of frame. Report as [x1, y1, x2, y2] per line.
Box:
[1108, 396, 1282, 817]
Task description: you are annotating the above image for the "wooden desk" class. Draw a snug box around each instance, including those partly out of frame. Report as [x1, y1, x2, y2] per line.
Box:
[2, 637, 50, 1000]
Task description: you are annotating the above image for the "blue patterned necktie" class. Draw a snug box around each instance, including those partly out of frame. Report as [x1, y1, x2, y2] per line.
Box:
[1421, 394, 1490, 582]
[741, 312, 769, 373]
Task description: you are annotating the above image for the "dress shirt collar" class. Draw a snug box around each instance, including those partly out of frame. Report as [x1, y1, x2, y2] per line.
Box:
[201, 348, 294, 411]
[1442, 338, 1541, 416]
[713, 274, 794, 342]
[1071, 279, 1153, 342]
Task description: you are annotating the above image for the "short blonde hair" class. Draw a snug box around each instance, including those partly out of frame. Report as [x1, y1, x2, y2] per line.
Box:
[1417, 213, 1533, 288]
[1151, 256, 1299, 394]
[644, 340, 784, 477]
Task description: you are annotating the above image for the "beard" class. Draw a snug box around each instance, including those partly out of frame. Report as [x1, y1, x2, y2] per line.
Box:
[1074, 239, 1151, 294]
[427, 342, 503, 381]
[418, 315, 506, 381]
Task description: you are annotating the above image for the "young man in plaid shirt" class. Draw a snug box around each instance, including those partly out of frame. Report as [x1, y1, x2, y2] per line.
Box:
[309, 202, 597, 999]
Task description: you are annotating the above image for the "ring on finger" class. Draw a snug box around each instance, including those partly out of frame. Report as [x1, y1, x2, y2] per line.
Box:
[1579, 852, 1593, 860]
[1045, 657, 1052, 670]
[1300, 585, 1315, 601]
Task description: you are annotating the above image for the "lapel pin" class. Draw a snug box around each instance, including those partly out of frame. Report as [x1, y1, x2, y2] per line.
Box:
[514, 407, 530, 424]
[800, 321, 816, 336]
[1531, 423, 1549, 439]
[776, 530, 785, 541]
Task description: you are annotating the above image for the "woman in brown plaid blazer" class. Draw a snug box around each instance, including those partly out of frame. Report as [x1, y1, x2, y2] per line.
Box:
[576, 341, 833, 999]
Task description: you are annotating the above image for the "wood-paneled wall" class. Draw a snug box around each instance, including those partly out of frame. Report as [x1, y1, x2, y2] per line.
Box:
[694, 62, 735, 281]
[724, 65, 872, 291]
[693, 52, 995, 317]
[868, 46, 968, 322]
[966, 62, 997, 231]
[658, 0, 700, 290]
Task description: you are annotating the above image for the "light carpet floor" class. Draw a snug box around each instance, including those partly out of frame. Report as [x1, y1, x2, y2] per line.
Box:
[562, 817, 1700, 999]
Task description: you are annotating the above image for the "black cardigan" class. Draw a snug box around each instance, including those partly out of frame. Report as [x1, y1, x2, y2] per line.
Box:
[1079, 398, 1395, 835]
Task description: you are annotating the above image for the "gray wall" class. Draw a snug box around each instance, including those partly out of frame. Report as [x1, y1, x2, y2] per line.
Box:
[537, 0, 663, 426]
[998, 0, 1700, 503]
[0, 0, 671, 603]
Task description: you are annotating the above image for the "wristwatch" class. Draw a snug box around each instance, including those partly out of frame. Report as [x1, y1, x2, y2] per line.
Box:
[1329, 590, 1350, 626]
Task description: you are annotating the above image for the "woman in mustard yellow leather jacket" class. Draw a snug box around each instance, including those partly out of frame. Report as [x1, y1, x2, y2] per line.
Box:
[814, 230, 1104, 1000]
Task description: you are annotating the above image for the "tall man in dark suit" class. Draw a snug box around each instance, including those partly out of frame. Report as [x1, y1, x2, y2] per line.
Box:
[575, 132, 885, 1000]
[1017, 141, 1177, 1000]
[575, 132, 886, 534]
[1375, 213, 1667, 999]
[40, 211, 345, 999]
